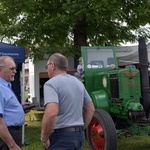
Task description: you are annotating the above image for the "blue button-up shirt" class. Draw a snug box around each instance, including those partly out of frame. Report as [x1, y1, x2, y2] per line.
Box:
[0, 77, 24, 126]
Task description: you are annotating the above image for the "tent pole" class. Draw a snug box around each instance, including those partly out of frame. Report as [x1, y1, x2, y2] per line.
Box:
[21, 63, 25, 145]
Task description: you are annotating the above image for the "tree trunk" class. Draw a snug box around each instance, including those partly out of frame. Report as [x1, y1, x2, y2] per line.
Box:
[74, 16, 87, 68]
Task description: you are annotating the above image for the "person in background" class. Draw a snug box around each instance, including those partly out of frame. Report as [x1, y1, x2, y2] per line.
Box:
[0, 56, 29, 150]
[41, 53, 95, 150]
[77, 57, 83, 76]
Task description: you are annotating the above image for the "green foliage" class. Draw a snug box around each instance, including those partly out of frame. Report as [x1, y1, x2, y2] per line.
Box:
[0, 0, 150, 61]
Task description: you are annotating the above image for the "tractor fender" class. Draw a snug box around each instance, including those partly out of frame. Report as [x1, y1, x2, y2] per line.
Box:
[90, 90, 110, 112]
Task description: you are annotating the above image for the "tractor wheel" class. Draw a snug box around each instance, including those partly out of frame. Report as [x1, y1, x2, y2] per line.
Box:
[86, 109, 117, 150]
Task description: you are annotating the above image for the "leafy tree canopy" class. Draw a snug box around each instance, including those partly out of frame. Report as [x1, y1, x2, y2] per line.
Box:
[0, 0, 150, 62]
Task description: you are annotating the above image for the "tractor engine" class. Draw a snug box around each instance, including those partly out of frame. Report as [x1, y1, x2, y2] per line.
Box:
[89, 67, 144, 122]
[110, 68, 145, 120]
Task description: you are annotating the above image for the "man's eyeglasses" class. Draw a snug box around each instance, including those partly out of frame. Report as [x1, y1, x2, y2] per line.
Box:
[45, 63, 52, 69]
[0, 66, 17, 71]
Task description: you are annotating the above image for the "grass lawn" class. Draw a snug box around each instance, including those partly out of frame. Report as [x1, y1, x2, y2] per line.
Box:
[22, 110, 150, 150]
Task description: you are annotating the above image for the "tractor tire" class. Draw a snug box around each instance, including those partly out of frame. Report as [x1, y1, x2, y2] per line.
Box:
[86, 109, 117, 150]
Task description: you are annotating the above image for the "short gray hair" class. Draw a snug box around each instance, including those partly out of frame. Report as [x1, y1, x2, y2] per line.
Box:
[0, 56, 14, 66]
[48, 53, 68, 71]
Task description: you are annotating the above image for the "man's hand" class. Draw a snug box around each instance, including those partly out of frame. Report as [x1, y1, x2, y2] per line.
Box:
[42, 139, 50, 149]
[9, 144, 21, 150]
[22, 102, 35, 114]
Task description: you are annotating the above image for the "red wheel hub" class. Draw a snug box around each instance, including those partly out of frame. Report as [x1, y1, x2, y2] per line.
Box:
[89, 119, 105, 150]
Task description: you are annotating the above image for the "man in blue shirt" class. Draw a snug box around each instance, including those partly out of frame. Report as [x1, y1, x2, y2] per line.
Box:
[0, 56, 25, 150]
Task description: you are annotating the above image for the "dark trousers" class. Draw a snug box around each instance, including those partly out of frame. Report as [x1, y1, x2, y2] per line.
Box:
[0, 127, 22, 150]
[47, 130, 84, 150]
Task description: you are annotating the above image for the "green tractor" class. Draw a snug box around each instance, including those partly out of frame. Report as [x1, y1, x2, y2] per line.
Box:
[79, 38, 150, 150]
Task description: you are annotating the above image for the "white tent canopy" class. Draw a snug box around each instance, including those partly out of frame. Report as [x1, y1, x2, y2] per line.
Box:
[115, 43, 150, 66]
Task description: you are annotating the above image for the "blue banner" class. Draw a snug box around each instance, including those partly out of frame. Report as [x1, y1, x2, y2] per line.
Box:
[0, 42, 25, 63]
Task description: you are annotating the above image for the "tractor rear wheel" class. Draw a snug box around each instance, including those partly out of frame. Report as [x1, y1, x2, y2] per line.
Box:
[86, 109, 117, 150]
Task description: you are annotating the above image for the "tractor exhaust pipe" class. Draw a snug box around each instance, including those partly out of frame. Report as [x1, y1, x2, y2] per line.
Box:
[138, 37, 150, 118]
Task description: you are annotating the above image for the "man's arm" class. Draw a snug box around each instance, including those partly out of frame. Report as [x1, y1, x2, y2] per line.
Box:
[83, 101, 95, 129]
[41, 102, 58, 146]
[0, 117, 21, 150]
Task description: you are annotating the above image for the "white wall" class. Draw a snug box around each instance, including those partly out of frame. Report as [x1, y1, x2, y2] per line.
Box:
[28, 59, 35, 102]
[29, 59, 47, 105]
